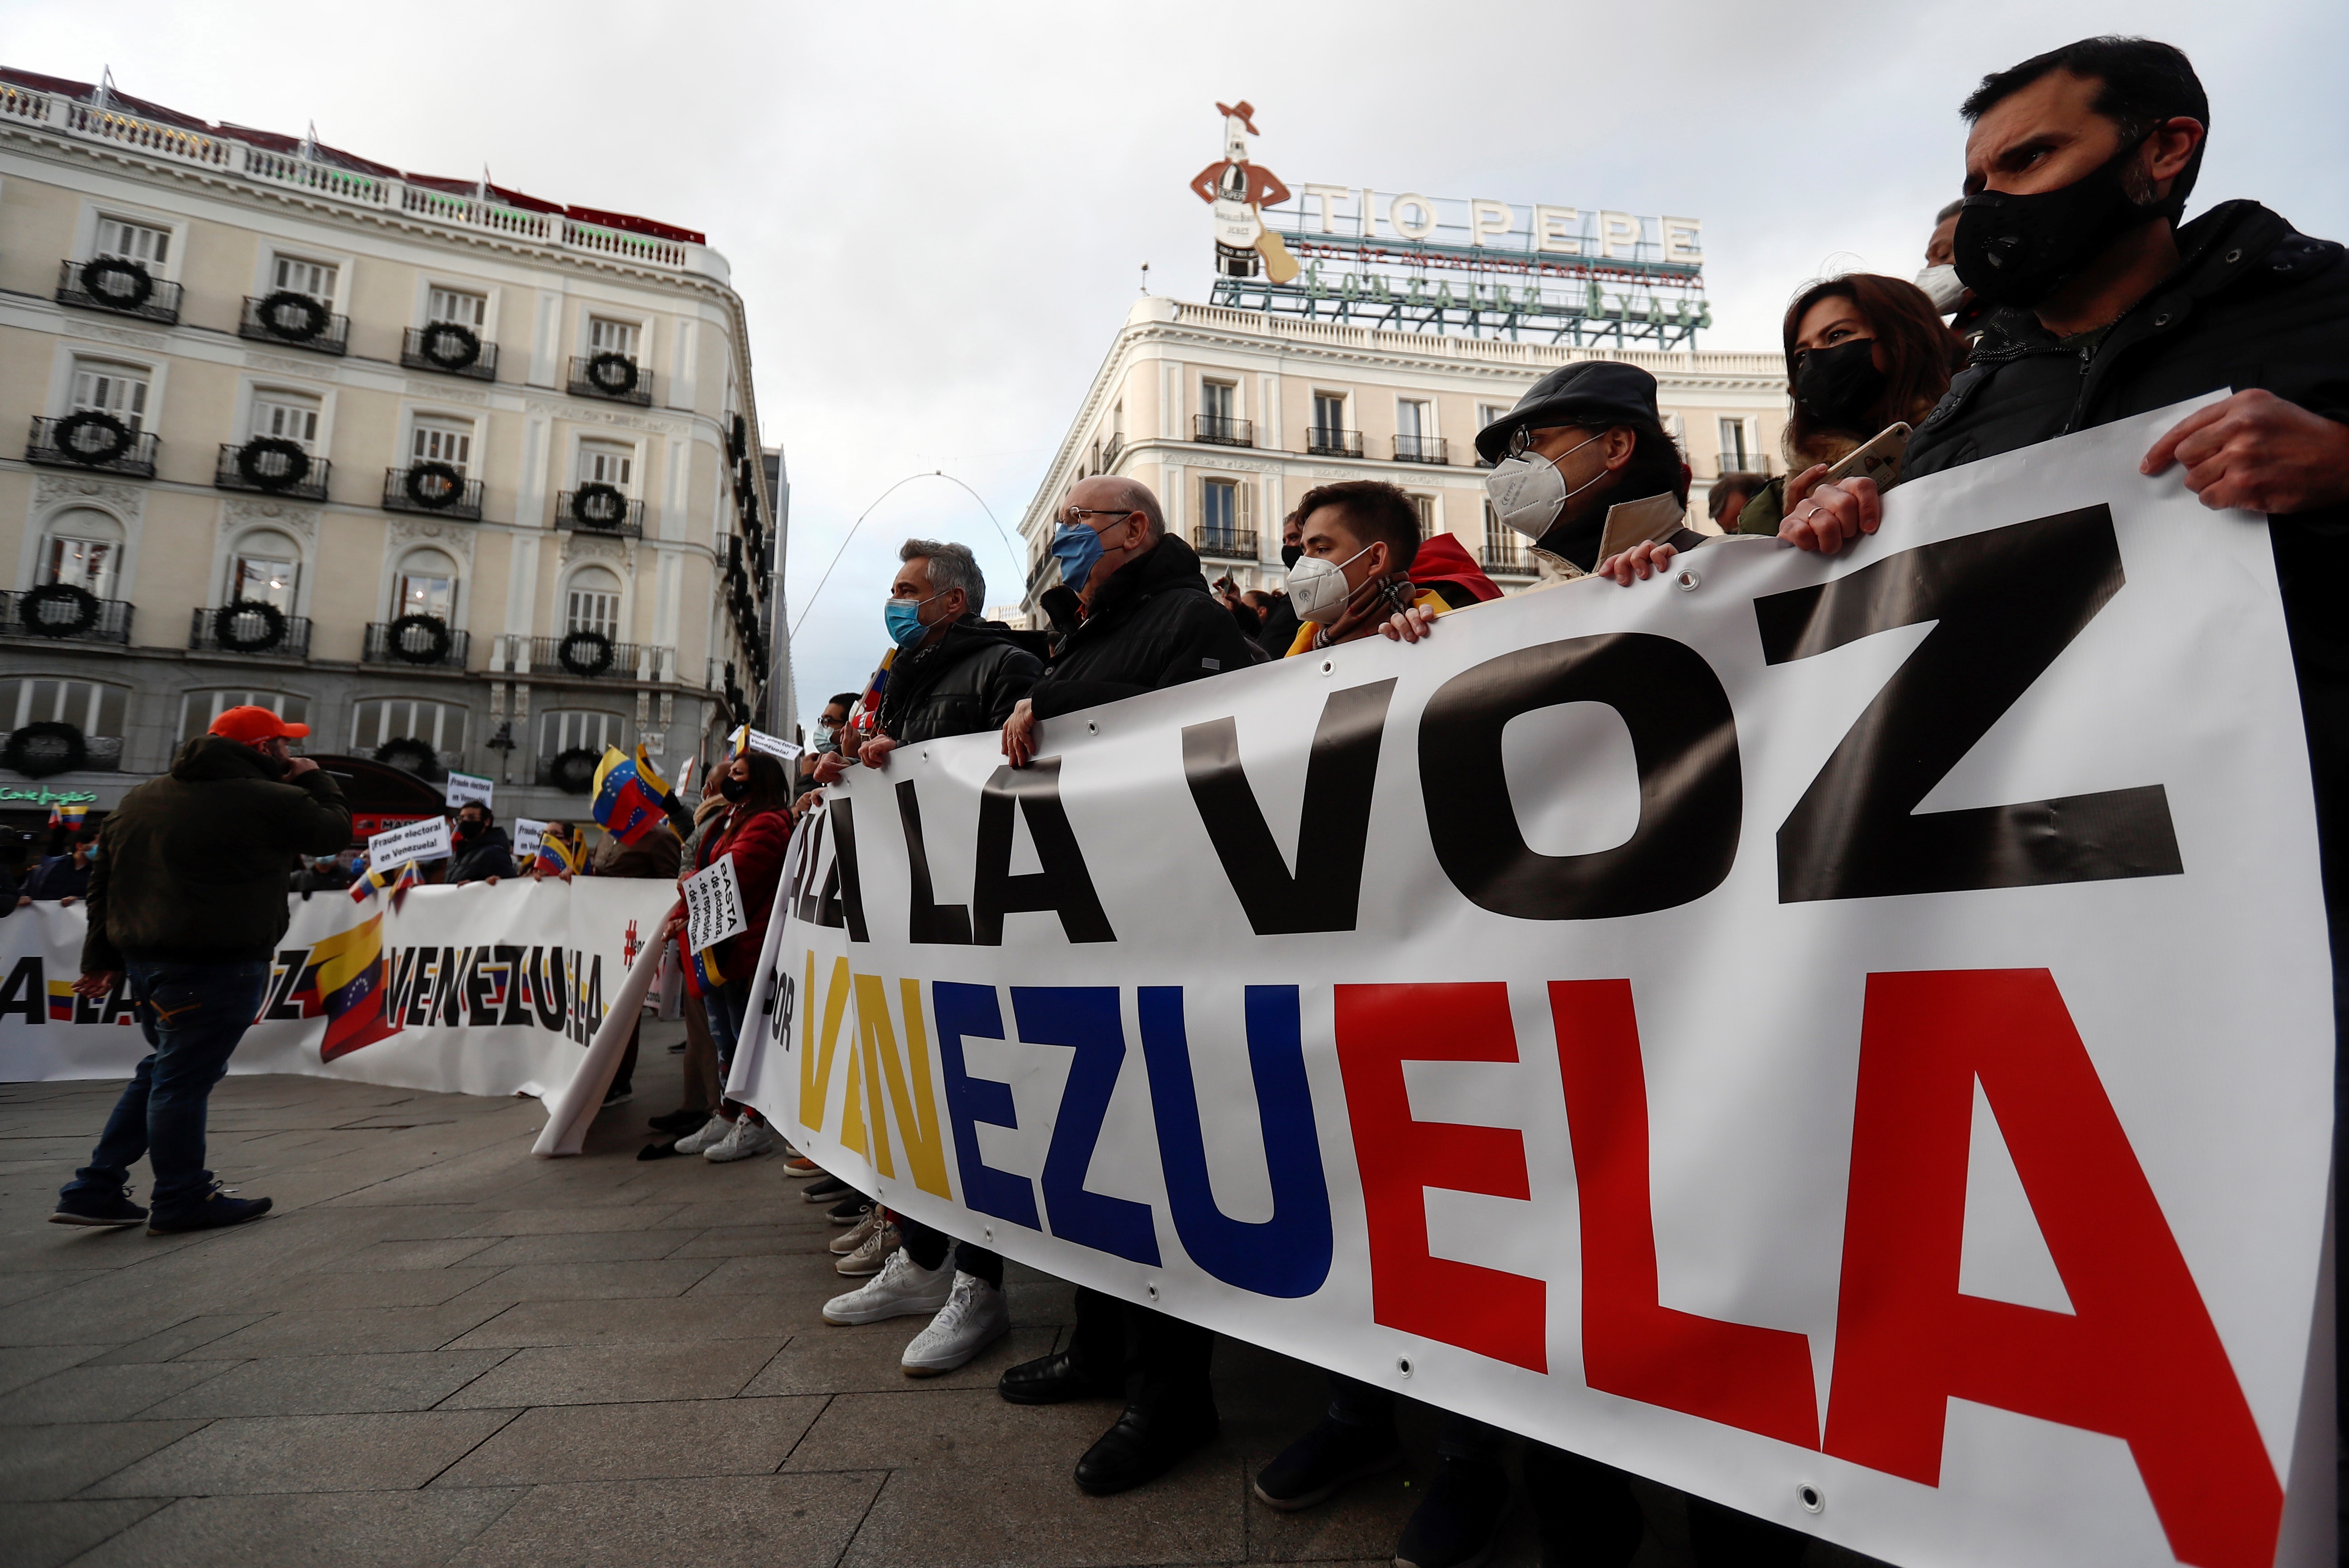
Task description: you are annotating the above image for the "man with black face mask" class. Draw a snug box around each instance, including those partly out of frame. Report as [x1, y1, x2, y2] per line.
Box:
[1477, 362, 1699, 585]
[446, 800, 515, 884]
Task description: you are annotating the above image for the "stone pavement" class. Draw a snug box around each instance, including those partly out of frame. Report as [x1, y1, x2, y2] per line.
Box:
[0, 1043, 1830, 1568]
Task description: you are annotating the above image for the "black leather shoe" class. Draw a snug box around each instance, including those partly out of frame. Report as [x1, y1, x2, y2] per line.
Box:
[1073, 1399, 1220, 1495]
[997, 1349, 1122, 1406]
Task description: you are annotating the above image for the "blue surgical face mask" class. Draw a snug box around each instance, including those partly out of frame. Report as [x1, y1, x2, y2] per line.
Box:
[883, 591, 941, 650]
[1050, 523, 1105, 593]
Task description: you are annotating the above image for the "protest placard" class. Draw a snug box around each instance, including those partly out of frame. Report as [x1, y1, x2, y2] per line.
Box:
[681, 852, 748, 955]
[369, 815, 452, 868]
[445, 771, 495, 810]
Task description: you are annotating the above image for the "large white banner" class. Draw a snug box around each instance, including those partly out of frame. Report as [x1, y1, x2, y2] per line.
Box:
[0, 879, 675, 1098]
[728, 405, 2335, 1568]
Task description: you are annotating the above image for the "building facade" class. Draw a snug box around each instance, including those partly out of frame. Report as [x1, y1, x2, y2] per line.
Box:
[1017, 295, 1787, 616]
[0, 69, 783, 835]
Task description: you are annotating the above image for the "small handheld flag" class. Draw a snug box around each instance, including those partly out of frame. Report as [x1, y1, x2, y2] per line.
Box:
[636, 742, 693, 836]
[534, 833, 585, 876]
[591, 748, 672, 847]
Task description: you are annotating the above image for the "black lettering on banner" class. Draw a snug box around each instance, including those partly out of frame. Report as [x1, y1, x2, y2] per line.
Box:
[100, 975, 138, 1026]
[971, 761, 1116, 945]
[495, 945, 532, 1027]
[1753, 504, 2183, 901]
[825, 798, 870, 943]
[792, 810, 830, 925]
[896, 780, 973, 945]
[400, 949, 435, 1026]
[0, 955, 43, 1023]
[1183, 679, 1397, 935]
[578, 953, 604, 1040]
[436, 947, 468, 1027]
[465, 949, 501, 1026]
[529, 946, 567, 1031]
[1418, 634, 1743, 919]
[262, 948, 308, 1020]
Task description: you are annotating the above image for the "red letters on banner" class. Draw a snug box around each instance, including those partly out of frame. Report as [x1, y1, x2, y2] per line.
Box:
[1334, 983, 1546, 1372]
[1549, 980, 1821, 1448]
[1824, 969, 2281, 1568]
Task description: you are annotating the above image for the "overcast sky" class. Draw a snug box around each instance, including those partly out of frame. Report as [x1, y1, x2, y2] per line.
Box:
[7, 0, 2340, 730]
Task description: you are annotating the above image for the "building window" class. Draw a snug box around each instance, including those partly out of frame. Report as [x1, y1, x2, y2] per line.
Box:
[410, 417, 473, 474]
[393, 548, 458, 622]
[229, 531, 300, 612]
[180, 689, 308, 746]
[1411, 495, 1436, 537]
[352, 697, 465, 754]
[94, 215, 169, 266]
[540, 708, 626, 756]
[70, 358, 150, 431]
[578, 439, 633, 490]
[250, 389, 321, 450]
[273, 255, 338, 304]
[426, 286, 486, 327]
[1113, 401, 1125, 438]
[4, 678, 129, 753]
[1202, 478, 1237, 538]
[1202, 382, 1235, 422]
[1313, 393, 1347, 440]
[588, 317, 637, 357]
[40, 508, 122, 598]
[566, 566, 622, 636]
[1398, 400, 1428, 440]
[1718, 417, 1750, 471]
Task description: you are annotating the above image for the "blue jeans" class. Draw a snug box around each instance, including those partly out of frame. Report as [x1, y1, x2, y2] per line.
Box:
[61, 959, 269, 1209]
[703, 981, 751, 1080]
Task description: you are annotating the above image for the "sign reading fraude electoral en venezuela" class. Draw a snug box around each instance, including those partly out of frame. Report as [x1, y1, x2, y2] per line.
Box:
[727, 404, 2336, 1568]
[0, 878, 674, 1098]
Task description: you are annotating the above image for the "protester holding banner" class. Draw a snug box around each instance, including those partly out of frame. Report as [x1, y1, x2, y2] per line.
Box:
[1474, 362, 1697, 585]
[447, 801, 516, 885]
[1278, 480, 1499, 656]
[1001, 475, 1263, 769]
[650, 795, 733, 1143]
[51, 705, 349, 1232]
[568, 806, 679, 1110]
[18, 829, 94, 904]
[673, 751, 794, 1161]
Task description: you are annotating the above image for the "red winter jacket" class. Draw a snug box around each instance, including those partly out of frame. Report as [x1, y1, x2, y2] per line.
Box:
[701, 804, 792, 978]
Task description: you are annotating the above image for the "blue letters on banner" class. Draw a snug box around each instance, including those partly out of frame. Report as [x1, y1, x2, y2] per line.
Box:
[1011, 986, 1161, 1265]
[931, 980, 1042, 1230]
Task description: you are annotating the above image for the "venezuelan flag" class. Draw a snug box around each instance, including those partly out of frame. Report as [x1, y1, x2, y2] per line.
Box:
[349, 857, 388, 902]
[48, 803, 89, 833]
[315, 913, 400, 1061]
[682, 942, 725, 999]
[592, 748, 672, 847]
[47, 980, 75, 1022]
[385, 859, 421, 910]
[635, 742, 693, 836]
[534, 834, 585, 876]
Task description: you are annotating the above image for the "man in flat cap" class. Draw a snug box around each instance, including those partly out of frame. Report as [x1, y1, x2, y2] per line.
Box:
[1476, 362, 1699, 584]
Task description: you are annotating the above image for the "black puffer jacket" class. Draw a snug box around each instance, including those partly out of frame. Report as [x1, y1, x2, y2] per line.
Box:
[447, 824, 516, 884]
[1904, 200, 2349, 681]
[1029, 534, 1266, 719]
[877, 617, 1045, 744]
[83, 737, 351, 970]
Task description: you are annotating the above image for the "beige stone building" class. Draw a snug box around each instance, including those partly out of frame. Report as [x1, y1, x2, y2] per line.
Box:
[0, 69, 781, 835]
[1017, 296, 1787, 616]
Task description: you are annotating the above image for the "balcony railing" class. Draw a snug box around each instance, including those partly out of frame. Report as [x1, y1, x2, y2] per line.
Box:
[1715, 457, 1772, 478]
[215, 441, 330, 502]
[1193, 415, 1254, 448]
[26, 416, 159, 478]
[399, 324, 499, 381]
[239, 294, 350, 355]
[1307, 428, 1364, 458]
[1196, 528, 1259, 561]
[1480, 542, 1537, 577]
[382, 467, 485, 521]
[3, 588, 134, 644]
[518, 634, 659, 681]
[1101, 433, 1125, 467]
[556, 488, 645, 538]
[363, 619, 470, 669]
[1393, 434, 1449, 465]
[55, 257, 181, 324]
[569, 354, 654, 406]
[188, 605, 312, 658]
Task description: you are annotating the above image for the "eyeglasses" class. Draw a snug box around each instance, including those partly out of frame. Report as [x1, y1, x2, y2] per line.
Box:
[1059, 505, 1137, 528]
[1505, 425, 1586, 460]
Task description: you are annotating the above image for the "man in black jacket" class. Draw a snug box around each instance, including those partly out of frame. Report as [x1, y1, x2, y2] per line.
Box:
[447, 800, 516, 884]
[1001, 476, 1261, 768]
[55, 706, 351, 1233]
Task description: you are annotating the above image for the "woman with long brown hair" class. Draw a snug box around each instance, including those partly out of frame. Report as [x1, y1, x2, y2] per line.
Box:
[1735, 273, 1968, 536]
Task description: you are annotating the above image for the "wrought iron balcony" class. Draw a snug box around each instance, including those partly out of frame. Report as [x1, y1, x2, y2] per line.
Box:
[1715, 456, 1771, 478]
[188, 605, 312, 658]
[215, 441, 330, 502]
[1193, 415, 1254, 448]
[55, 257, 181, 324]
[363, 619, 470, 668]
[239, 293, 350, 355]
[26, 415, 158, 478]
[518, 634, 657, 681]
[400, 323, 499, 381]
[568, 354, 653, 406]
[1307, 427, 1364, 458]
[1102, 433, 1125, 466]
[382, 467, 484, 521]
[3, 587, 134, 644]
[1480, 542, 1537, 577]
[1196, 528, 1259, 561]
[556, 487, 644, 538]
[1393, 434, 1449, 465]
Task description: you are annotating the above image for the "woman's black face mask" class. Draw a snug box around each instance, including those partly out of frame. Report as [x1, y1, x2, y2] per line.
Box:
[1792, 337, 1886, 431]
[718, 772, 749, 802]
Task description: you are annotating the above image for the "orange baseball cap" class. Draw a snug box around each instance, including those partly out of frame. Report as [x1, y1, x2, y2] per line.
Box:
[210, 705, 310, 743]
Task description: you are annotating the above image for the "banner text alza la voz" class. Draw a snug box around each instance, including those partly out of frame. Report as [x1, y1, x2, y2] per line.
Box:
[728, 406, 2334, 1568]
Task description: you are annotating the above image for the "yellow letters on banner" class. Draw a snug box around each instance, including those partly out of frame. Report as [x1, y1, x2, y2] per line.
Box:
[847, 975, 952, 1199]
[800, 952, 854, 1134]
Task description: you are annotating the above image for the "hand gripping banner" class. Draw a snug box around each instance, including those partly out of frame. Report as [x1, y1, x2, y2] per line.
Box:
[726, 403, 2335, 1568]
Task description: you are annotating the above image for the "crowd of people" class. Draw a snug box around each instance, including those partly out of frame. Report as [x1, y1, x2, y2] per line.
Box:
[32, 33, 2349, 1568]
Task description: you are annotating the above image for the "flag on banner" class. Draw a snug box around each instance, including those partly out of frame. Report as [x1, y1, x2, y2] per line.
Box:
[534, 833, 585, 877]
[314, 912, 400, 1061]
[46, 980, 75, 1022]
[636, 742, 693, 836]
[591, 748, 672, 846]
[681, 942, 724, 999]
[385, 859, 421, 911]
[349, 857, 388, 902]
[47, 803, 88, 834]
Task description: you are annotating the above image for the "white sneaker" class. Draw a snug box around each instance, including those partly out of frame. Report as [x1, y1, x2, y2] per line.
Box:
[901, 1271, 1011, 1376]
[822, 1247, 951, 1325]
[673, 1114, 730, 1155]
[835, 1219, 902, 1277]
[830, 1205, 884, 1255]
[705, 1117, 777, 1162]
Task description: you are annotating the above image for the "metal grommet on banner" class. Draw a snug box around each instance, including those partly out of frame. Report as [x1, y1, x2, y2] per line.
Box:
[1146, 1283, 1159, 1302]
[1320, 658, 1334, 675]
[1675, 568, 1700, 592]
[982, 1226, 992, 1243]
[1395, 1355, 1414, 1379]
[1797, 1483, 1824, 1514]
[1087, 720, 1099, 734]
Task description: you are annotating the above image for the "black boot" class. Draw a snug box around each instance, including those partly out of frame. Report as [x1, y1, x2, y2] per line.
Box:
[1000, 1285, 1126, 1405]
[1395, 1453, 1511, 1568]
[1072, 1395, 1219, 1495]
[1253, 1414, 1404, 1509]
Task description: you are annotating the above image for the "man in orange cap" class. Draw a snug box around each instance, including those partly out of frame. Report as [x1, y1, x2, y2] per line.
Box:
[52, 705, 351, 1233]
